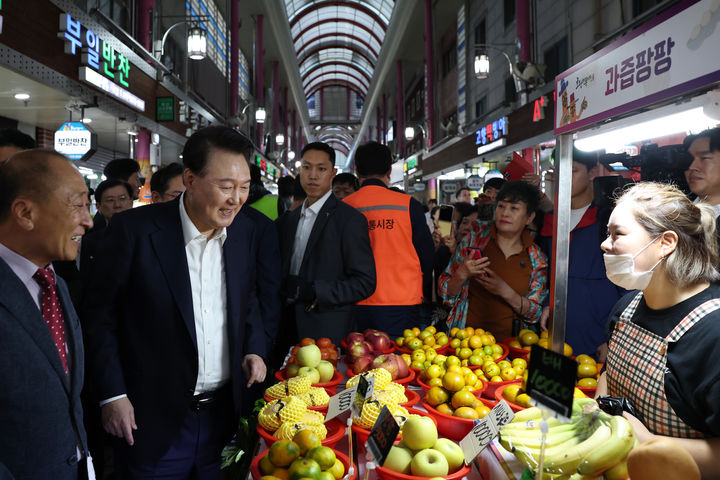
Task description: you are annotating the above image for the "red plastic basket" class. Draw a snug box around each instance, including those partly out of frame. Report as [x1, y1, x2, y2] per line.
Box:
[344, 368, 416, 386]
[256, 418, 346, 449]
[493, 384, 529, 413]
[376, 462, 471, 480]
[502, 337, 531, 360]
[421, 399, 497, 441]
[416, 375, 485, 398]
[274, 368, 343, 394]
[250, 446, 356, 480]
[350, 407, 436, 446]
[482, 378, 522, 400]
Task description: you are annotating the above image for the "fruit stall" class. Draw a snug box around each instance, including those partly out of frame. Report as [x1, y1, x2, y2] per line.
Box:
[233, 324, 642, 480]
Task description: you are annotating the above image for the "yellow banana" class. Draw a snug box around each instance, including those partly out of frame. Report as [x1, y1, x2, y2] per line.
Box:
[602, 457, 629, 480]
[512, 406, 544, 423]
[543, 424, 612, 474]
[577, 415, 635, 476]
[500, 421, 577, 440]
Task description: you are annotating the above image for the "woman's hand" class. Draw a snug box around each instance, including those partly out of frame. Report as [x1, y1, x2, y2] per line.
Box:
[473, 267, 513, 298]
[540, 307, 550, 331]
[622, 411, 655, 444]
[432, 227, 442, 249]
[457, 257, 491, 282]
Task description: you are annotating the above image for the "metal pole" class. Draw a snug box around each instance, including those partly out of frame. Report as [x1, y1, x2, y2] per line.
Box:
[549, 134, 572, 354]
[346, 88, 351, 121]
[256, 15, 264, 147]
[283, 86, 288, 163]
[424, 0, 435, 148]
[230, 0, 239, 117]
[272, 61, 279, 146]
[396, 60, 405, 156]
[516, 0, 531, 62]
[382, 93, 387, 145]
[137, 0, 154, 51]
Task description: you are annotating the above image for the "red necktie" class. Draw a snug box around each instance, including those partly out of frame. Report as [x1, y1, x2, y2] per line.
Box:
[33, 267, 69, 375]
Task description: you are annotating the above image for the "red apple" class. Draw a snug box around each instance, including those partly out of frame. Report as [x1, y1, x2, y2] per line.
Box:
[352, 355, 375, 375]
[395, 354, 409, 379]
[348, 341, 371, 361]
[371, 354, 399, 379]
[345, 332, 364, 345]
[365, 331, 392, 353]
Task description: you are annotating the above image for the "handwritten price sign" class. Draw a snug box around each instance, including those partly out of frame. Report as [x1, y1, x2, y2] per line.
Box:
[459, 400, 514, 464]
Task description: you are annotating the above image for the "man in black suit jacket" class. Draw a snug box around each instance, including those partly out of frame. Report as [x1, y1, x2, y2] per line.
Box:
[276, 142, 376, 348]
[82, 127, 267, 478]
[0, 150, 93, 479]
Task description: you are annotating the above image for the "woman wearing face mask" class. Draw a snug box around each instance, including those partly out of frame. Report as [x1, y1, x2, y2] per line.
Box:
[597, 182, 720, 477]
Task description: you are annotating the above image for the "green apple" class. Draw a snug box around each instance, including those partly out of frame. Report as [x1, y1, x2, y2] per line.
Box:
[401, 416, 438, 451]
[382, 445, 413, 474]
[316, 360, 335, 383]
[296, 344, 321, 368]
[286, 362, 300, 378]
[410, 448, 449, 477]
[432, 438, 464, 472]
[297, 366, 320, 384]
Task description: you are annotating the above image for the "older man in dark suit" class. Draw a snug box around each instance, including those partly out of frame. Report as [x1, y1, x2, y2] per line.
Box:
[82, 127, 267, 478]
[276, 142, 376, 350]
[0, 150, 93, 479]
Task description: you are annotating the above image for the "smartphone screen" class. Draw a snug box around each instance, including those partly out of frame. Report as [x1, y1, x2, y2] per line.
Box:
[466, 247, 483, 259]
[437, 221, 452, 237]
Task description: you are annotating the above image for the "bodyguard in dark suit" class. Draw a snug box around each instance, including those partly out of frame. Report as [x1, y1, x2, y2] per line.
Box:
[277, 142, 376, 347]
[0, 150, 93, 479]
[81, 127, 267, 478]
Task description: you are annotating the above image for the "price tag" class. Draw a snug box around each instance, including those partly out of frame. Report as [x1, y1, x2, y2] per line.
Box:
[350, 374, 375, 418]
[325, 384, 358, 422]
[366, 405, 400, 467]
[526, 344, 577, 420]
[459, 400, 515, 464]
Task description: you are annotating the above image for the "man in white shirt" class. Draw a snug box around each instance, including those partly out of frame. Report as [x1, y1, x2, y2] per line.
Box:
[82, 127, 267, 478]
[276, 142, 376, 349]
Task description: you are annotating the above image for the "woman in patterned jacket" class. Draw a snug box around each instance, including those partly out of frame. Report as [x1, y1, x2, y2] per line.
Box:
[438, 181, 548, 339]
[597, 182, 720, 477]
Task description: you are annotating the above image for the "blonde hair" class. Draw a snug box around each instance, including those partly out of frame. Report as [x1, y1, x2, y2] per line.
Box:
[615, 182, 720, 287]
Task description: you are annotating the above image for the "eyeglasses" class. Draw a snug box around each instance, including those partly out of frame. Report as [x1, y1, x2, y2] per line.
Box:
[102, 195, 129, 204]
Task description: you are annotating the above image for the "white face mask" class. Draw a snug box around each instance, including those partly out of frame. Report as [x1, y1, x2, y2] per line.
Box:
[604, 237, 664, 290]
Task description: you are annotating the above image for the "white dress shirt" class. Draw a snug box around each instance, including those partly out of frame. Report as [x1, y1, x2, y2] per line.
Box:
[0, 241, 47, 310]
[179, 193, 230, 394]
[290, 189, 333, 275]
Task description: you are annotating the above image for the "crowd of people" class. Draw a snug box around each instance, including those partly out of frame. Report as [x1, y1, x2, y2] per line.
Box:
[0, 125, 719, 479]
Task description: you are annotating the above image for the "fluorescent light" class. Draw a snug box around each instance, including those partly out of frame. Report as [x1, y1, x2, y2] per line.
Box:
[14, 93, 30, 100]
[87, 173, 98, 180]
[404, 126, 416, 141]
[255, 107, 266, 124]
[288, 151, 296, 160]
[576, 106, 718, 152]
[438, 168, 466, 180]
[81, 118, 92, 124]
[294, 160, 301, 168]
[79, 67, 145, 111]
[474, 54, 489, 79]
[275, 133, 285, 146]
[476, 138, 507, 155]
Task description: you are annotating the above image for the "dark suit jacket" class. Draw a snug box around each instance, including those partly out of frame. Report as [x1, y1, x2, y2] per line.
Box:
[81, 198, 266, 462]
[240, 204, 282, 354]
[277, 194, 376, 343]
[0, 259, 88, 479]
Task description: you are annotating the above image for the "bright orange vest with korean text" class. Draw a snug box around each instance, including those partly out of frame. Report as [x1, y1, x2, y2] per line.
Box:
[344, 185, 423, 306]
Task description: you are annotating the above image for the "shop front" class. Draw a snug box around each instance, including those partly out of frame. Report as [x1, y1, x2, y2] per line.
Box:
[421, 92, 556, 204]
[0, 0, 208, 196]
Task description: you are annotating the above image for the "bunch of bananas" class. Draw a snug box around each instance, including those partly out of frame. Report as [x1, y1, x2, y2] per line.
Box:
[498, 398, 635, 478]
[258, 396, 329, 441]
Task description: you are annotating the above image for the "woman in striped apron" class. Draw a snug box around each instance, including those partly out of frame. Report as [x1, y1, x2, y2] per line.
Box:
[595, 182, 720, 478]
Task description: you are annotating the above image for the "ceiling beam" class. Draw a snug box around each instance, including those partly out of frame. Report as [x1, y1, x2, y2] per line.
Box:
[265, 0, 313, 143]
[346, 0, 414, 168]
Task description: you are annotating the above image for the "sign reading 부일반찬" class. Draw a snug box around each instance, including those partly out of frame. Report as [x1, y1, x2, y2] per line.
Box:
[554, 0, 720, 134]
[54, 122, 97, 162]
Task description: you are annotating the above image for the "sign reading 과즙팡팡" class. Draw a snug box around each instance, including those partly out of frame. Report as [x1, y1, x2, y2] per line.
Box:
[554, 0, 720, 135]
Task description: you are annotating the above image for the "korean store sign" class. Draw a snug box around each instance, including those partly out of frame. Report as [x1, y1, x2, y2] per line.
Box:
[59, 13, 145, 111]
[55, 122, 97, 161]
[555, 0, 720, 134]
[475, 116, 508, 155]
